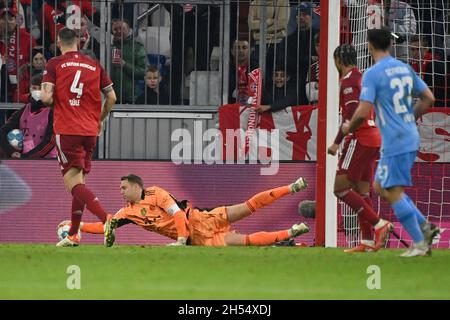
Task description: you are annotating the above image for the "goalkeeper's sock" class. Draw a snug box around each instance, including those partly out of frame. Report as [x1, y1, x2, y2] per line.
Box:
[403, 194, 427, 225]
[80, 222, 104, 234]
[337, 189, 379, 225]
[392, 195, 424, 243]
[69, 197, 84, 236]
[245, 186, 290, 213]
[245, 230, 290, 246]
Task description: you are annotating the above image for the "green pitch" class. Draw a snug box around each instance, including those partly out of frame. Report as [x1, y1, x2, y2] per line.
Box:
[1, 244, 449, 299]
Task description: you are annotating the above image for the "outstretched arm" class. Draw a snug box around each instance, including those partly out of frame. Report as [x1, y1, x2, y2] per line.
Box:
[154, 187, 189, 245]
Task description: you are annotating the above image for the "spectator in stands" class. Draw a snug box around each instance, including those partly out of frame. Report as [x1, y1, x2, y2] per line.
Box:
[369, 0, 417, 63]
[76, 15, 99, 59]
[286, 0, 320, 36]
[228, 38, 258, 104]
[248, 0, 290, 46]
[0, 4, 36, 102]
[248, 0, 290, 71]
[136, 65, 169, 105]
[255, 66, 297, 113]
[305, 32, 320, 105]
[164, 3, 218, 105]
[276, 1, 318, 106]
[409, 34, 448, 108]
[110, 18, 146, 104]
[111, 0, 135, 27]
[40, 0, 96, 55]
[13, 46, 46, 103]
[0, 73, 56, 159]
[410, 0, 446, 58]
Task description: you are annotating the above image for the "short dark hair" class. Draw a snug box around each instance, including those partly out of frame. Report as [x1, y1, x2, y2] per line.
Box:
[57, 28, 77, 46]
[121, 174, 144, 188]
[333, 44, 357, 66]
[367, 27, 392, 51]
[30, 73, 43, 87]
[112, 18, 131, 29]
[146, 65, 159, 74]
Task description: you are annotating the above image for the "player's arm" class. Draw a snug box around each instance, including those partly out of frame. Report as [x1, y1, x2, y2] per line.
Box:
[328, 86, 360, 155]
[410, 67, 435, 119]
[342, 72, 376, 135]
[100, 85, 116, 122]
[41, 60, 56, 107]
[41, 82, 55, 106]
[413, 87, 435, 119]
[154, 187, 189, 245]
[342, 100, 372, 135]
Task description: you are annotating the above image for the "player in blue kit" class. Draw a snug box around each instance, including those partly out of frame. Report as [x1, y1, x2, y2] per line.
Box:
[342, 28, 440, 257]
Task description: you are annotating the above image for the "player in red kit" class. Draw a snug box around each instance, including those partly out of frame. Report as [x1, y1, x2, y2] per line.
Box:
[327, 44, 392, 252]
[41, 28, 117, 247]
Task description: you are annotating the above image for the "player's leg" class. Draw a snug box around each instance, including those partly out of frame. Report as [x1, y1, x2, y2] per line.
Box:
[226, 177, 308, 223]
[374, 152, 430, 256]
[68, 137, 109, 223]
[223, 223, 309, 246]
[335, 141, 391, 250]
[342, 181, 377, 252]
[56, 136, 110, 246]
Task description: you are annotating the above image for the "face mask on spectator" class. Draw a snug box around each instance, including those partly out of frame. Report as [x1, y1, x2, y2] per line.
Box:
[31, 90, 41, 101]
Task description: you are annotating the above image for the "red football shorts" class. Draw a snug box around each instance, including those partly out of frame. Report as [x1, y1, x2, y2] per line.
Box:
[337, 138, 380, 183]
[55, 134, 97, 176]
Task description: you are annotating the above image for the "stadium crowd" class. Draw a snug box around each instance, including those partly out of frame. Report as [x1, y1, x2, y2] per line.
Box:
[0, 0, 449, 159]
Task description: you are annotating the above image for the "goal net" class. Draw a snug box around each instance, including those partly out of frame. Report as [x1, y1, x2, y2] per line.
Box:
[335, 0, 450, 248]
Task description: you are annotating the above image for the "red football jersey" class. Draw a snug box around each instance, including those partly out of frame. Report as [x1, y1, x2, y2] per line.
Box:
[340, 67, 381, 148]
[42, 51, 112, 136]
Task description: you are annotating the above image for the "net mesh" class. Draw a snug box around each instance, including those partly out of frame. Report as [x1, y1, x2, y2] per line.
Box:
[336, 0, 450, 248]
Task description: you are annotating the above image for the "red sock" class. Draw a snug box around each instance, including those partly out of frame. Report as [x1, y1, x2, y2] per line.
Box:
[244, 230, 290, 246]
[245, 186, 291, 213]
[359, 194, 376, 241]
[71, 184, 108, 223]
[337, 190, 380, 226]
[69, 197, 84, 236]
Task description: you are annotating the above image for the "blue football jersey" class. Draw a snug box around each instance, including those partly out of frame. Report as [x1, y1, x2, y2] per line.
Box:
[359, 56, 428, 157]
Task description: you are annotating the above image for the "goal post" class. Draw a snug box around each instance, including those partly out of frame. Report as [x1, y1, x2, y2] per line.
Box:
[320, 0, 450, 249]
[316, 0, 341, 247]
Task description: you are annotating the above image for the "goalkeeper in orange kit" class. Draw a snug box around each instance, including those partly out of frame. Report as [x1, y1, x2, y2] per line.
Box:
[79, 174, 310, 246]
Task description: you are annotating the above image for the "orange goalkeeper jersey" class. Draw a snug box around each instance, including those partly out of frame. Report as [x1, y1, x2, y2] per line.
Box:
[114, 186, 186, 240]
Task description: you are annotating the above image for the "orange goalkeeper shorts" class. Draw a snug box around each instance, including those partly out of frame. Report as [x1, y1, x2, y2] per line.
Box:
[188, 206, 231, 246]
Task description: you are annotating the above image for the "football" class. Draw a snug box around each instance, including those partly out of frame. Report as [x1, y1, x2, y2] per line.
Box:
[298, 200, 316, 218]
[7, 129, 24, 151]
[57, 220, 81, 241]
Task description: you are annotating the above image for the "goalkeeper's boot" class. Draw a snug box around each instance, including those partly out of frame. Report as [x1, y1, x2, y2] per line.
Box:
[421, 222, 440, 247]
[289, 177, 308, 193]
[374, 219, 393, 249]
[344, 242, 377, 253]
[104, 217, 118, 247]
[288, 222, 310, 237]
[400, 241, 430, 257]
[56, 234, 80, 247]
